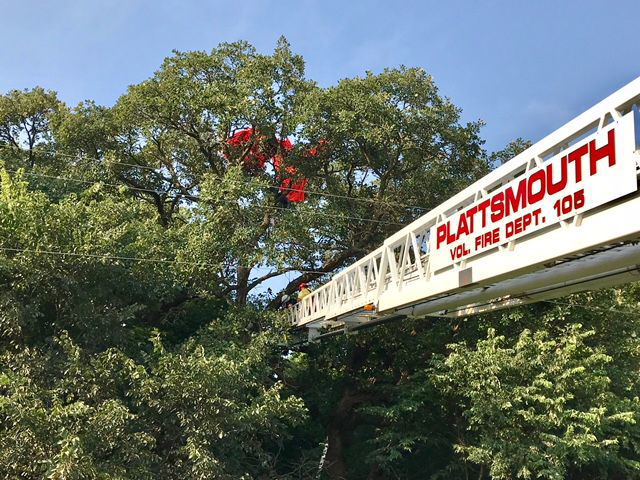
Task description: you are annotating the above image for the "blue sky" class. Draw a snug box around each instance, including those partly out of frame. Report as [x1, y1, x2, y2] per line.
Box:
[3, 0, 640, 152]
[2, 0, 639, 153]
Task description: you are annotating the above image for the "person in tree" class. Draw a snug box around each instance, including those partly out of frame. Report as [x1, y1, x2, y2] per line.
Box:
[273, 138, 317, 205]
[272, 137, 295, 208]
[278, 174, 308, 204]
[274, 188, 290, 209]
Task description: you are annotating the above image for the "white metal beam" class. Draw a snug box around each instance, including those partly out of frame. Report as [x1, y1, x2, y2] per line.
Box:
[289, 77, 640, 335]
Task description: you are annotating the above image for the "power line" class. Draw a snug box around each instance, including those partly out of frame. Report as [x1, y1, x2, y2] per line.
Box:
[0, 246, 218, 267]
[4, 168, 405, 227]
[262, 204, 403, 226]
[106, 157, 427, 211]
[0, 145, 429, 212]
[8, 169, 168, 196]
[0, 246, 331, 276]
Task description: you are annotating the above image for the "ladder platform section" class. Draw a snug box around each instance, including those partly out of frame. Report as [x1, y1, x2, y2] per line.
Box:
[289, 77, 640, 333]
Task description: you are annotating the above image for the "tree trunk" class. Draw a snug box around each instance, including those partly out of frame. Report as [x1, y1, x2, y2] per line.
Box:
[324, 344, 373, 480]
[236, 266, 251, 305]
[324, 388, 354, 480]
[367, 463, 386, 480]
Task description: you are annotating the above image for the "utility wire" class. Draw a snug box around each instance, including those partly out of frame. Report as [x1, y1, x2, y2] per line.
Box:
[0, 246, 216, 267]
[12, 251, 640, 315]
[4, 168, 405, 227]
[0, 246, 331, 275]
[106, 157, 428, 212]
[7, 169, 169, 196]
[0, 146, 429, 212]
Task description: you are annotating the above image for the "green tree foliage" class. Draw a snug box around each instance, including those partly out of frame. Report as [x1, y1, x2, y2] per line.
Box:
[46, 38, 486, 305]
[489, 137, 533, 166]
[437, 324, 638, 479]
[0, 87, 62, 169]
[1, 38, 639, 479]
[285, 296, 640, 479]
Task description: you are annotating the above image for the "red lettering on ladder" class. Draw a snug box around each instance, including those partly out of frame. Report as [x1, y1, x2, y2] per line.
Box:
[589, 128, 616, 176]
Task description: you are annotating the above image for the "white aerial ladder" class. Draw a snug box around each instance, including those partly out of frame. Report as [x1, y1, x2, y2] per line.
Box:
[290, 77, 640, 340]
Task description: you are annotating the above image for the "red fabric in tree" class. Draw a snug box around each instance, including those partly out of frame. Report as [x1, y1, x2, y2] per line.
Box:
[279, 140, 324, 203]
[226, 129, 314, 203]
[273, 150, 309, 203]
[226, 128, 271, 170]
[279, 176, 309, 203]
